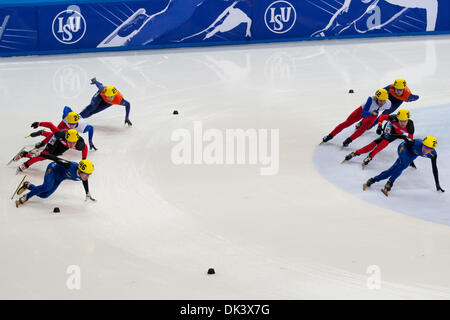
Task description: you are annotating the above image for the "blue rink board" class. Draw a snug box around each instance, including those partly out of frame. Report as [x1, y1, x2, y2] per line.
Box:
[1, 0, 449, 57]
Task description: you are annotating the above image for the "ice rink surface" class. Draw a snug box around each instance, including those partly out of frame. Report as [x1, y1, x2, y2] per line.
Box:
[1, 34, 450, 299]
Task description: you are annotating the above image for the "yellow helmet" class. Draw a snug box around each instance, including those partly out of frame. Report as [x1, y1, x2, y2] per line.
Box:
[78, 160, 94, 175]
[422, 136, 437, 149]
[66, 112, 80, 124]
[103, 86, 117, 97]
[65, 129, 79, 143]
[375, 88, 388, 101]
[396, 109, 410, 121]
[393, 78, 406, 90]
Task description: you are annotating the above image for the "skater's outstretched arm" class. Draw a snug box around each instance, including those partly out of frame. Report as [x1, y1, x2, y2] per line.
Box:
[391, 134, 414, 147]
[40, 153, 71, 169]
[120, 98, 131, 123]
[430, 154, 444, 192]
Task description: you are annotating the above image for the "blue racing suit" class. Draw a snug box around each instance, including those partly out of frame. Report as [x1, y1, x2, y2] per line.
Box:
[26, 158, 89, 200]
[373, 138, 442, 191]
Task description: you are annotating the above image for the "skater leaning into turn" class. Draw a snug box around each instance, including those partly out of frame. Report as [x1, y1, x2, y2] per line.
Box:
[321, 88, 391, 148]
[12, 129, 88, 174]
[30, 107, 97, 150]
[355, 78, 419, 130]
[363, 136, 444, 197]
[79, 77, 132, 126]
[343, 109, 415, 168]
[13, 155, 96, 208]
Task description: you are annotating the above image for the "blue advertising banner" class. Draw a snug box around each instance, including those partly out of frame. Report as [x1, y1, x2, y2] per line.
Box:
[37, 0, 253, 51]
[1, 0, 450, 57]
[0, 7, 38, 53]
[253, 0, 450, 40]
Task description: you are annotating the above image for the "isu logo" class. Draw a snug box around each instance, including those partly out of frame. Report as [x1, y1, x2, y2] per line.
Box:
[264, 1, 296, 34]
[52, 7, 86, 44]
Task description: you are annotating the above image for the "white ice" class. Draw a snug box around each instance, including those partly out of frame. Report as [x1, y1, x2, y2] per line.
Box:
[1, 34, 450, 299]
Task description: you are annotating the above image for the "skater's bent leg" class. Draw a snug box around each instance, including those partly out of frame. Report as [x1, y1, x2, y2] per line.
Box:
[374, 159, 401, 182]
[356, 141, 377, 156]
[369, 139, 390, 158]
[26, 167, 58, 199]
[349, 115, 376, 141]
[329, 106, 363, 137]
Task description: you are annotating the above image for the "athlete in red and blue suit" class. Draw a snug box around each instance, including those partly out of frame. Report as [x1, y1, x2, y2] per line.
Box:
[30, 107, 97, 150]
[321, 88, 392, 148]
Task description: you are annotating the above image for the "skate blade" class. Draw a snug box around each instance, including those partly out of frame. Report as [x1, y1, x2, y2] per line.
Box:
[362, 163, 366, 170]
[363, 184, 368, 191]
[381, 188, 389, 197]
[341, 159, 347, 164]
[11, 175, 27, 200]
[7, 147, 26, 165]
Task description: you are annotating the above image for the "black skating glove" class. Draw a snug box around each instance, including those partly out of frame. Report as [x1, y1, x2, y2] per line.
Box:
[436, 184, 445, 192]
[376, 126, 382, 135]
[125, 118, 132, 126]
[30, 129, 44, 137]
[31, 122, 40, 129]
[34, 141, 45, 148]
[90, 77, 96, 85]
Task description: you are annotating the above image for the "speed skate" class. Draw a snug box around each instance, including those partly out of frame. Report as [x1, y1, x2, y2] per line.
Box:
[11, 175, 27, 200]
